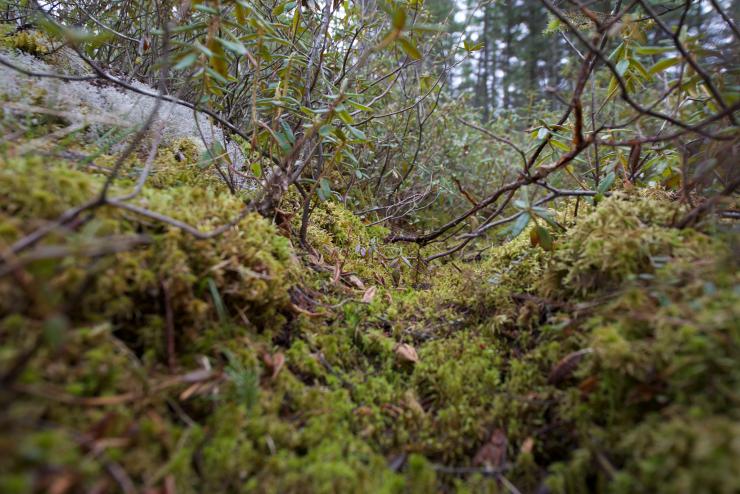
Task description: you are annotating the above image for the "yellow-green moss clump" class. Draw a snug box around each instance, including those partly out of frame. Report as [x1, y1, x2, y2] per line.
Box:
[292, 198, 416, 285]
[0, 153, 295, 334]
[1, 137, 738, 494]
[544, 197, 740, 493]
[542, 191, 695, 296]
[5, 30, 49, 57]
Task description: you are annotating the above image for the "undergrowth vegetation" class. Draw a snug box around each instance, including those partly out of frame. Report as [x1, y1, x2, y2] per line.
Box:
[1, 147, 738, 493]
[0, 0, 738, 491]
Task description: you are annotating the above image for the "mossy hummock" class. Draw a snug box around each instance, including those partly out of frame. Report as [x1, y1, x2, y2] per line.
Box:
[1, 140, 738, 493]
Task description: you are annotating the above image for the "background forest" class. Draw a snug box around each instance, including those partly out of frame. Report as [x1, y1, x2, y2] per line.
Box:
[0, 0, 738, 492]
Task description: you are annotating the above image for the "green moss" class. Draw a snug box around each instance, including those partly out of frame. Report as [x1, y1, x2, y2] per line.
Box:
[541, 191, 689, 297]
[1, 153, 296, 333]
[614, 415, 740, 493]
[145, 138, 225, 189]
[6, 30, 49, 57]
[1, 140, 738, 494]
[290, 197, 413, 285]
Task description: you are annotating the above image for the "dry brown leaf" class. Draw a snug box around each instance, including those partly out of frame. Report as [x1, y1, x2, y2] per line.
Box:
[88, 437, 131, 456]
[521, 436, 535, 455]
[473, 428, 508, 469]
[307, 252, 323, 266]
[394, 343, 419, 364]
[530, 226, 540, 247]
[381, 403, 404, 417]
[270, 353, 285, 379]
[48, 471, 76, 494]
[181, 368, 215, 383]
[347, 274, 365, 289]
[578, 375, 599, 394]
[332, 259, 342, 284]
[179, 382, 203, 401]
[362, 286, 377, 303]
[164, 475, 177, 494]
[262, 352, 286, 379]
[374, 273, 387, 287]
[290, 302, 323, 317]
[547, 348, 593, 385]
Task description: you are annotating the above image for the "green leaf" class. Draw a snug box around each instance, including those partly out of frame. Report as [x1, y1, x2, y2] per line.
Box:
[608, 42, 625, 61]
[392, 8, 407, 30]
[347, 100, 373, 112]
[463, 39, 484, 52]
[598, 171, 616, 194]
[193, 41, 215, 58]
[207, 278, 229, 322]
[535, 225, 553, 250]
[334, 127, 347, 141]
[507, 213, 531, 239]
[532, 208, 563, 230]
[550, 139, 570, 152]
[530, 226, 540, 247]
[251, 162, 262, 178]
[616, 59, 630, 76]
[318, 178, 332, 201]
[649, 57, 681, 74]
[342, 148, 359, 165]
[173, 52, 199, 70]
[274, 131, 291, 152]
[397, 37, 422, 60]
[194, 4, 219, 14]
[291, 5, 301, 37]
[337, 109, 354, 124]
[272, 2, 285, 16]
[280, 120, 295, 143]
[631, 59, 651, 81]
[235, 3, 247, 24]
[634, 45, 674, 55]
[346, 125, 366, 141]
[168, 21, 208, 34]
[217, 37, 247, 56]
[205, 66, 230, 85]
[606, 76, 619, 100]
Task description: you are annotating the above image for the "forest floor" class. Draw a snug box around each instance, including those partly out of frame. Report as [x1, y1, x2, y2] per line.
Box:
[2, 146, 739, 494]
[1, 29, 740, 494]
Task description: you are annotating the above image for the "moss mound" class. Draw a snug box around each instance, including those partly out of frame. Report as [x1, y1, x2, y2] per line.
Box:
[1, 148, 738, 493]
